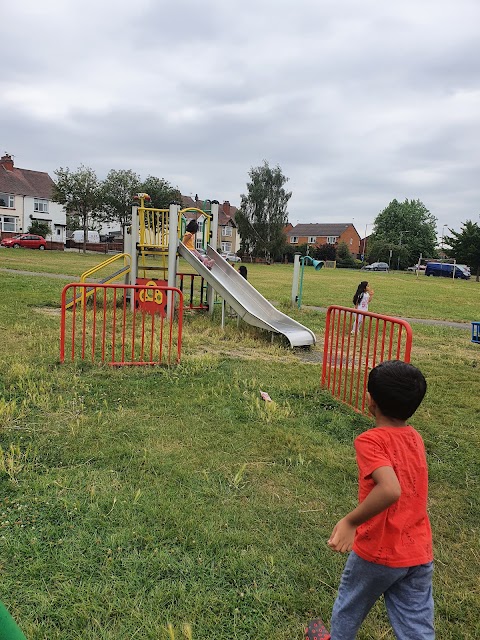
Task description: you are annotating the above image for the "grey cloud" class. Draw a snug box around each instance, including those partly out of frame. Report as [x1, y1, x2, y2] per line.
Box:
[2, 0, 480, 234]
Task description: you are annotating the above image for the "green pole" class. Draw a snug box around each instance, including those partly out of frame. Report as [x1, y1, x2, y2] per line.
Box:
[297, 257, 306, 308]
[0, 602, 27, 639]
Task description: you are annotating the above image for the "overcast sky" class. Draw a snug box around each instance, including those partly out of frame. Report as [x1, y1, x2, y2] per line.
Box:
[2, 0, 480, 236]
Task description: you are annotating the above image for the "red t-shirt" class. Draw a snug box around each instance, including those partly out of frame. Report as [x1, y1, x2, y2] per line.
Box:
[352, 425, 433, 568]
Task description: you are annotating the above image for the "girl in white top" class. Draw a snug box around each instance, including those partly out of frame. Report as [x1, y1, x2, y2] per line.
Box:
[352, 281, 374, 332]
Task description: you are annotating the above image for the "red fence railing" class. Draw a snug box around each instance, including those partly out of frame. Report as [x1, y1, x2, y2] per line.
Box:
[60, 283, 183, 366]
[176, 273, 208, 310]
[322, 306, 413, 414]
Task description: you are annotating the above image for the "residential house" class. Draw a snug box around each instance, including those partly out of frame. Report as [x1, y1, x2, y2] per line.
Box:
[0, 153, 66, 248]
[181, 196, 240, 254]
[287, 223, 361, 256]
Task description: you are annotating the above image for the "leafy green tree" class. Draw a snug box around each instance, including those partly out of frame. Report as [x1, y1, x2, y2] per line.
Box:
[28, 220, 51, 238]
[314, 243, 337, 261]
[366, 238, 394, 265]
[336, 241, 356, 268]
[236, 161, 292, 261]
[139, 176, 182, 209]
[370, 199, 438, 269]
[52, 166, 102, 253]
[100, 169, 141, 228]
[66, 213, 82, 232]
[444, 220, 480, 281]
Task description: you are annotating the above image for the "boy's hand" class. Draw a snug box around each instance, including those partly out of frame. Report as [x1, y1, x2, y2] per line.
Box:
[327, 517, 356, 553]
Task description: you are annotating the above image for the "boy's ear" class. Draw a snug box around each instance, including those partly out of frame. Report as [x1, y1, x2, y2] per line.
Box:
[366, 391, 377, 416]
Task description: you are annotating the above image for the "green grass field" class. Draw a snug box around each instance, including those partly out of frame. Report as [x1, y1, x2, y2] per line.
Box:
[0, 251, 479, 639]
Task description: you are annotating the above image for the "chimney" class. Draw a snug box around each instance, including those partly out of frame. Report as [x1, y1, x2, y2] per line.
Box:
[223, 200, 231, 215]
[1, 153, 14, 171]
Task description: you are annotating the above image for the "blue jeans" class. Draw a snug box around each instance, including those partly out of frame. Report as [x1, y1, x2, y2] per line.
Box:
[330, 551, 434, 640]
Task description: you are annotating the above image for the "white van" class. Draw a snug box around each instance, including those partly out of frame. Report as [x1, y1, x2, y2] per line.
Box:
[72, 230, 100, 244]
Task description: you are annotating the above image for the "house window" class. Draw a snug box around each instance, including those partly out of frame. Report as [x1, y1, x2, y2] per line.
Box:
[34, 198, 49, 213]
[308, 236, 316, 244]
[0, 216, 17, 232]
[350, 238, 353, 245]
[0, 193, 14, 208]
[326, 236, 338, 244]
[197, 220, 204, 232]
[290, 236, 298, 244]
[222, 226, 232, 237]
[196, 240, 203, 250]
[221, 242, 232, 253]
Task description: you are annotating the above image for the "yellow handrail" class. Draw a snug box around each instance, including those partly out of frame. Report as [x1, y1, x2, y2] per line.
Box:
[80, 253, 131, 283]
[179, 207, 212, 249]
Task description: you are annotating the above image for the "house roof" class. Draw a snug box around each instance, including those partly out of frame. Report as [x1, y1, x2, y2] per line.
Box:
[181, 196, 237, 227]
[0, 164, 55, 199]
[288, 223, 357, 237]
[181, 195, 197, 208]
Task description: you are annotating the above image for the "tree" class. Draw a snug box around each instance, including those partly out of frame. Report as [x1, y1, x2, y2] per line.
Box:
[236, 161, 292, 261]
[444, 220, 480, 281]
[314, 243, 337, 261]
[139, 176, 182, 209]
[52, 166, 102, 253]
[370, 199, 438, 269]
[336, 241, 356, 268]
[28, 220, 51, 238]
[366, 238, 394, 265]
[100, 169, 141, 228]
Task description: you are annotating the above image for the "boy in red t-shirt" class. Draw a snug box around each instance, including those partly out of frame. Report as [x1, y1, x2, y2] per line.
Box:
[306, 360, 434, 640]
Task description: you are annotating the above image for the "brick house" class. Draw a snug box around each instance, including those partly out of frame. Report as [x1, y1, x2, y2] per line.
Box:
[181, 196, 240, 254]
[0, 153, 66, 248]
[287, 223, 361, 256]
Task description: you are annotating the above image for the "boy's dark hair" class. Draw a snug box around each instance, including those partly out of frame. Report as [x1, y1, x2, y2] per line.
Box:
[367, 360, 427, 420]
[238, 265, 248, 279]
[186, 220, 198, 233]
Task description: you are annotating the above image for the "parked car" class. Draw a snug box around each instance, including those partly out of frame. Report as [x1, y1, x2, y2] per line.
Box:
[99, 233, 117, 243]
[425, 262, 470, 279]
[221, 252, 241, 263]
[0, 234, 47, 250]
[362, 262, 389, 271]
[407, 264, 426, 272]
[457, 264, 471, 277]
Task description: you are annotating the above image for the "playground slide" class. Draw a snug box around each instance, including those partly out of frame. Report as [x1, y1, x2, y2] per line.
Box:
[178, 242, 316, 348]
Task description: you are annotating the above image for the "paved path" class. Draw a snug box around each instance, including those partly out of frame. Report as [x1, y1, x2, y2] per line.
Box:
[304, 305, 470, 330]
[1, 268, 75, 281]
[0, 268, 472, 330]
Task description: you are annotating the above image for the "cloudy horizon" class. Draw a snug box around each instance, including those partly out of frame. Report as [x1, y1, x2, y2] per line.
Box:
[2, 0, 480, 237]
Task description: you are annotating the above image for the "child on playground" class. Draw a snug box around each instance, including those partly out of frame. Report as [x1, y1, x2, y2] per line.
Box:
[352, 280, 374, 333]
[306, 360, 434, 640]
[183, 220, 214, 269]
[238, 265, 248, 280]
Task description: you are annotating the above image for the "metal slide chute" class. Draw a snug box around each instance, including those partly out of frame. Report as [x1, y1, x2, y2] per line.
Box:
[178, 242, 316, 347]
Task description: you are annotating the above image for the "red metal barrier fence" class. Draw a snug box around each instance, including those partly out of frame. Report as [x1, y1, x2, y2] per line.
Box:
[322, 306, 413, 415]
[60, 283, 183, 366]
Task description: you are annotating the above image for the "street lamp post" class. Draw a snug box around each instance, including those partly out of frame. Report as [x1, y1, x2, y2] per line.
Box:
[362, 223, 373, 264]
[397, 230, 410, 271]
[441, 224, 448, 253]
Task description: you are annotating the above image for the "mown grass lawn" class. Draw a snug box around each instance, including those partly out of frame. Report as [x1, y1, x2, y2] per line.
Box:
[0, 253, 479, 639]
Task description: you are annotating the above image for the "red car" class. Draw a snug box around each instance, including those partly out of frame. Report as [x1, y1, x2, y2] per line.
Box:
[1, 234, 47, 250]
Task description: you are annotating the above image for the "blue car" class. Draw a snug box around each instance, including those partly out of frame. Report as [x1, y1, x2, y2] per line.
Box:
[425, 263, 470, 279]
